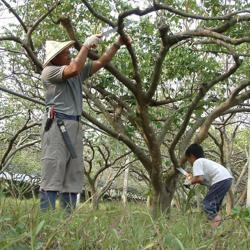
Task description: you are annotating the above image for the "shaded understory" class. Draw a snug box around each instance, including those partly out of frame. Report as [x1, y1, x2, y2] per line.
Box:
[0, 196, 249, 250]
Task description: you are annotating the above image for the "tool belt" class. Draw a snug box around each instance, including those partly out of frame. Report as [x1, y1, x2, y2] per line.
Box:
[44, 106, 79, 159]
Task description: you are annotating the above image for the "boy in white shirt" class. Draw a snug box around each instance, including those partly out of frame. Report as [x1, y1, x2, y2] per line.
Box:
[184, 144, 233, 228]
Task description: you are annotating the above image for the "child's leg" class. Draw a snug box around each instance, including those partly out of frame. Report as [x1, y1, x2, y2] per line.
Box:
[203, 178, 232, 227]
[59, 192, 77, 213]
[211, 214, 222, 228]
[40, 190, 57, 210]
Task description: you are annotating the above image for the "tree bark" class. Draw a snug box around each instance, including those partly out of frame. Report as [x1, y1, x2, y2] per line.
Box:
[122, 165, 130, 206]
[226, 189, 234, 215]
[90, 185, 99, 210]
[150, 171, 177, 217]
[235, 187, 247, 206]
[246, 147, 250, 207]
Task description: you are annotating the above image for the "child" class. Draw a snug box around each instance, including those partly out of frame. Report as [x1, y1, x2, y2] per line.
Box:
[184, 143, 233, 228]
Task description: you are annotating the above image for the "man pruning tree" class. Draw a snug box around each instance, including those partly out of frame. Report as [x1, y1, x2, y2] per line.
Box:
[183, 144, 233, 228]
[40, 34, 131, 212]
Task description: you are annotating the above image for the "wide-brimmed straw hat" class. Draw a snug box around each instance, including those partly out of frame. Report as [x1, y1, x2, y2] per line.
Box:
[43, 40, 75, 67]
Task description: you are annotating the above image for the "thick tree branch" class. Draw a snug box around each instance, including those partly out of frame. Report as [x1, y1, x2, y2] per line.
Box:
[146, 45, 169, 102]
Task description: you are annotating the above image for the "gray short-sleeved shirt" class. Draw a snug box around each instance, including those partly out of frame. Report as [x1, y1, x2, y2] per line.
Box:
[41, 62, 92, 116]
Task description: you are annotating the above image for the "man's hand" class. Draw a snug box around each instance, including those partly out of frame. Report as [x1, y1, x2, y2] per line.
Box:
[83, 34, 101, 49]
[91, 35, 132, 75]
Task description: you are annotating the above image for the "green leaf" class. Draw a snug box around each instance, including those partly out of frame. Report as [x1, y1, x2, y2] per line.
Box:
[35, 220, 45, 236]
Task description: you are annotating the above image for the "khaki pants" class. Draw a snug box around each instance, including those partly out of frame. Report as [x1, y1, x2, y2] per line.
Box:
[40, 117, 83, 193]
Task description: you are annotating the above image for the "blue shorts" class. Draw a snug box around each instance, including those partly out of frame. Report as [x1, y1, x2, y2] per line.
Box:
[203, 178, 232, 220]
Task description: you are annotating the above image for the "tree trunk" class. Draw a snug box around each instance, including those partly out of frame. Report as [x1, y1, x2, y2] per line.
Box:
[92, 193, 99, 210]
[150, 173, 177, 218]
[235, 187, 247, 206]
[122, 166, 129, 206]
[84, 188, 89, 202]
[226, 189, 234, 215]
[90, 184, 99, 210]
[223, 133, 234, 212]
[246, 147, 250, 207]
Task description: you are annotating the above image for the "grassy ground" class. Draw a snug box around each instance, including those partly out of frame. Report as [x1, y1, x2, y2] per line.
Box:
[0, 195, 249, 250]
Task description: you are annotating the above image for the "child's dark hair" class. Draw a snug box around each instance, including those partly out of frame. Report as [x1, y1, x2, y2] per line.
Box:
[185, 144, 204, 159]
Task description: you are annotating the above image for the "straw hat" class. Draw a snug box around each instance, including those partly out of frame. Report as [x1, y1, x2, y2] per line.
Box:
[43, 40, 75, 67]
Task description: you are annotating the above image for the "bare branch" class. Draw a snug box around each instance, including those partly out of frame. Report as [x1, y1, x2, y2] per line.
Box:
[0, 113, 20, 121]
[178, 28, 250, 46]
[0, 119, 40, 169]
[169, 55, 241, 168]
[82, 110, 151, 171]
[81, 0, 115, 27]
[153, 3, 250, 21]
[2, 139, 41, 171]
[194, 83, 250, 143]
[0, 36, 43, 71]
[223, 108, 250, 115]
[113, 2, 250, 22]
[149, 94, 192, 106]
[0, 85, 45, 106]
[1, 0, 27, 32]
[211, 14, 250, 33]
[27, 1, 61, 45]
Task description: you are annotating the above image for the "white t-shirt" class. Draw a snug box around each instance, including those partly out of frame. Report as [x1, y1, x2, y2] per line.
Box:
[193, 158, 233, 186]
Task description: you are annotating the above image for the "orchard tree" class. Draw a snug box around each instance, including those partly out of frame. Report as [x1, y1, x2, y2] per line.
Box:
[0, 0, 250, 216]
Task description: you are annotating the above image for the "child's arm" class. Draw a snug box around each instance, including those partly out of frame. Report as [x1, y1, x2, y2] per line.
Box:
[190, 175, 204, 185]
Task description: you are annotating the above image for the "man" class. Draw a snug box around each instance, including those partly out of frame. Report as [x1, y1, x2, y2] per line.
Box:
[184, 143, 233, 228]
[40, 34, 130, 212]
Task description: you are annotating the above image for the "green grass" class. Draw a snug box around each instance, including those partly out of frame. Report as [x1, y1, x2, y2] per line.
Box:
[0, 195, 249, 250]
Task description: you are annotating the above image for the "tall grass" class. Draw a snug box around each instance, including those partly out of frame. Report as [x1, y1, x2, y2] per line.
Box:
[0, 193, 249, 249]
